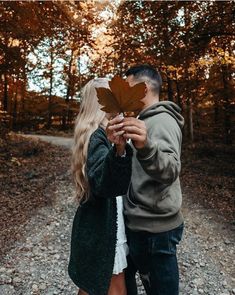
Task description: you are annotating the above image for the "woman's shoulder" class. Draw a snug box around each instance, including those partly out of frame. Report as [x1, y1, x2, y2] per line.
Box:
[90, 126, 108, 143]
[88, 126, 111, 154]
[92, 125, 106, 136]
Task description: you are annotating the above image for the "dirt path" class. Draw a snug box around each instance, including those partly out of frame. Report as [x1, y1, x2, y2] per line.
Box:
[21, 134, 74, 149]
[0, 135, 234, 295]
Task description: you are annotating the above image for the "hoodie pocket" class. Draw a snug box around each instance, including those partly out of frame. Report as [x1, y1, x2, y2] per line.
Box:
[160, 190, 168, 200]
[128, 182, 169, 212]
[155, 184, 168, 200]
[152, 184, 170, 212]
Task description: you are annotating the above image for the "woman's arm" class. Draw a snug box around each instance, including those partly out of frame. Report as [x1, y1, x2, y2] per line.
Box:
[86, 128, 133, 199]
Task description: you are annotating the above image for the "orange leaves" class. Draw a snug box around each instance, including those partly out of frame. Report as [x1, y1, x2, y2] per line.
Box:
[95, 76, 146, 114]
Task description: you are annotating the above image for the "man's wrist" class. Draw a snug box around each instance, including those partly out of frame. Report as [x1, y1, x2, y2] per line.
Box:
[134, 138, 147, 150]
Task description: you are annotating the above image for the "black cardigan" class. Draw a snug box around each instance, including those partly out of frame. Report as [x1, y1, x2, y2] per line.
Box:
[68, 126, 133, 295]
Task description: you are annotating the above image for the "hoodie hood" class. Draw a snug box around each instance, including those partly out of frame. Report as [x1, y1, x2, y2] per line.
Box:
[139, 101, 184, 129]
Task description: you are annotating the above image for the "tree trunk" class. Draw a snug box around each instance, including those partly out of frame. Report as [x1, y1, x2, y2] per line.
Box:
[47, 47, 54, 129]
[3, 73, 8, 112]
[183, 4, 194, 143]
[187, 97, 194, 142]
[221, 64, 232, 144]
[214, 98, 219, 124]
[161, 4, 174, 103]
[12, 76, 20, 130]
[167, 75, 174, 101]
[175, 76, 186, 137]
[63, 49, 74, 129]
[78, 46, 82, 96]
[19, 62, 27, 129]
[175, 76, 183, 110]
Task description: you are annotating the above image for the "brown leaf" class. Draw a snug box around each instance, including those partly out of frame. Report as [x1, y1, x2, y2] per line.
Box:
[95, 88, 121, 113]
[96, 76, 145, 114]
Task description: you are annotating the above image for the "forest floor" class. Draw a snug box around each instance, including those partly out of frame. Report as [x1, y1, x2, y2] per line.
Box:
[0, 133, 234, 295]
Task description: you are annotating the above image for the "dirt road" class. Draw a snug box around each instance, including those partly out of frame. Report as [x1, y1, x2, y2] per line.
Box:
[1, 135, 234, 295]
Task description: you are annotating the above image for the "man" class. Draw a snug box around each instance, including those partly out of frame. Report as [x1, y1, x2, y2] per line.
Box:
[108, 64, 184, 295]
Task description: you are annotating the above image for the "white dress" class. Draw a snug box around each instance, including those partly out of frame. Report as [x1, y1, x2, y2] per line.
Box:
[112, 196, 129, 274]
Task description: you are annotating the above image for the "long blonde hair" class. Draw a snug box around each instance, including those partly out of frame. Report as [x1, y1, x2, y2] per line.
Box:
[71, 78, 109, 203]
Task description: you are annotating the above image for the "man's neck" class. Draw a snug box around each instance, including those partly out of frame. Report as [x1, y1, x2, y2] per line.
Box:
[142, 96, 159, 111]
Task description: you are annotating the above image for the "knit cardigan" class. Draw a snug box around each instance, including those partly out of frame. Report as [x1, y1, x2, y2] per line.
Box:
[68, 126, 133, 295]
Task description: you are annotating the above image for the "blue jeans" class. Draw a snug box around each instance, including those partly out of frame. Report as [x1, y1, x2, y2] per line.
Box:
[125, 223, 184, 295]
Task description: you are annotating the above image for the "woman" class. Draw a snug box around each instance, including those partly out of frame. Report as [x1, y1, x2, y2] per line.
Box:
[68, 78, 133, 295]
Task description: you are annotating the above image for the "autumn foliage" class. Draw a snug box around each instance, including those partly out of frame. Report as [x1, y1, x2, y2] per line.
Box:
[0, 1, 234, 143]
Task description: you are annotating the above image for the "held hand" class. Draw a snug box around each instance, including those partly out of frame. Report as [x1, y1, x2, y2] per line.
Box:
[122, 117, 147, 149]
[106, 114, 126, 155]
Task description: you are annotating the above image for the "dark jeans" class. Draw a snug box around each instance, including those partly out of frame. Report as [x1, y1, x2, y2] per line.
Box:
[125, 223, 184, 295]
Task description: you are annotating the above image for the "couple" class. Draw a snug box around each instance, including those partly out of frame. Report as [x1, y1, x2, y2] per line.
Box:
[68, 64, 184, 295]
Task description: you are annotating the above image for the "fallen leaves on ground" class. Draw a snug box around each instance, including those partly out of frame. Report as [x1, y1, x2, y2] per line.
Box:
[0, 133, 234, 259]
[181, 142, 235, 223]
[0, 133, 71, 259]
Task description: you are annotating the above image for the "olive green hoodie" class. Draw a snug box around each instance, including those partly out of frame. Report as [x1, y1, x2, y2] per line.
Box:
[124, 101, 184, 233]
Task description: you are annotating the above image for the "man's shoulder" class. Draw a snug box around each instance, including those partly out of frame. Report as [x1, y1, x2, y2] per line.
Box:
[145, 113, 182, 141]
[145, 112, 178, 128]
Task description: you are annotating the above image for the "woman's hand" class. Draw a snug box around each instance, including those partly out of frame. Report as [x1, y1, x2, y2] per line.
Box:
[106, 114, 126, 156]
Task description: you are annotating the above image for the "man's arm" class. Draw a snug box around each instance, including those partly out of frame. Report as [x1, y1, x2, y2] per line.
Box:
[136, 114, 182, 184]
[109, 114, 182, 184]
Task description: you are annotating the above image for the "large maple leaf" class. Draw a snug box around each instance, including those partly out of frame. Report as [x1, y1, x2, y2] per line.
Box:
[95, 76, 146, 114]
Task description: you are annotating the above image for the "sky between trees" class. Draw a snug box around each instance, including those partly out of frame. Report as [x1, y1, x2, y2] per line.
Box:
[0, 1, 234, 143]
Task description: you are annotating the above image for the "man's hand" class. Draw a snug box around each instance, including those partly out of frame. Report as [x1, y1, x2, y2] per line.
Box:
[106, 114, 126, 156]
[122, 117, 147, 149]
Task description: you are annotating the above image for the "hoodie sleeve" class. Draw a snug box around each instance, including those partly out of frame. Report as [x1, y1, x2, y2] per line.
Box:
[136, 113, 182, 184]
[86, 129, 133, 199]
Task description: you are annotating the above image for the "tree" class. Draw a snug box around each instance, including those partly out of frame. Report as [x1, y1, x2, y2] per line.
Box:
[0, 1, 86, 129]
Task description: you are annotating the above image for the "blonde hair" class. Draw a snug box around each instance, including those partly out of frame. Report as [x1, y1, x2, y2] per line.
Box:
[71, 78, 109, 203]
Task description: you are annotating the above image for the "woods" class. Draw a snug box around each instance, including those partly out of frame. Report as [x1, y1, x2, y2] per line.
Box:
[0, 2, 234, 295]
[0, 0, 234, 143]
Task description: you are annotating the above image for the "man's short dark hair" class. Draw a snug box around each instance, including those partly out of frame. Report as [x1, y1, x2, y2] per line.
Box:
[125, 64, 162, 96]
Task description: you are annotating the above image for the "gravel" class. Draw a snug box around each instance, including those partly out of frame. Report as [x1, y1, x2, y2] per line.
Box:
[0, 171, 234, 295]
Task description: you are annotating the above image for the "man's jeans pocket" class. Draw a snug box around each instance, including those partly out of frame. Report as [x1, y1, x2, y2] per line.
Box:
[149, 223, 184, 255]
